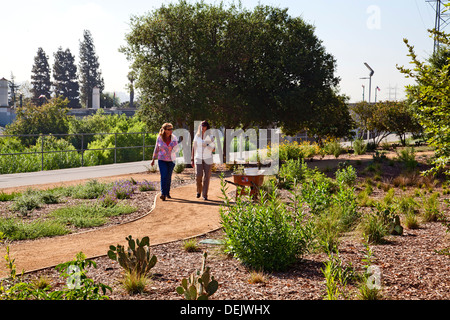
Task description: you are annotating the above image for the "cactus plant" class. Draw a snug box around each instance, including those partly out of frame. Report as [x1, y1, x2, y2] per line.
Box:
[176, 252, 219, 300]
[377, 207, 403, 236]
[107, 235, 157, 277]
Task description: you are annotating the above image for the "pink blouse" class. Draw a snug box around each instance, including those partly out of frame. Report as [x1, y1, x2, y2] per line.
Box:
[153, 134, 179, 162]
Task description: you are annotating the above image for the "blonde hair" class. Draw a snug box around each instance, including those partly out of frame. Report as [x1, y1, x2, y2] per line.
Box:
[159, 123, 173, 137]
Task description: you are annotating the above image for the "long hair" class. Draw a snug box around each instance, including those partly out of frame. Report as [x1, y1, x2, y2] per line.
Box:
[196, 120, 211, 137]
[158, 123, 173, 137]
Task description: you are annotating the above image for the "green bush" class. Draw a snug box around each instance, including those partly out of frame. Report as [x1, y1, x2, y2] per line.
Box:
[0, 136, 82, 174]
[333, 185, 360, 231]
[0, 218, 70, 241]
[65, 180, 111, 199]
[0, 192, 20, 202]
[0, 111, 157, 173]
[314, 208, 342, 254]
[278, 141, 319, 162]
[422, 192, 442, 222]
[1, 252, 111, 300]
[324, 140, 343, 158]
[359, 212, 388, 244]
[300, 167, 336, 215]
[396, 147, 418, 170]
[352, 138, 367, 155]
[220, 178, 313, 271]
[50, 203, 136, 228]
[277, 159, 305, 189]
[335, 165, 357, 187]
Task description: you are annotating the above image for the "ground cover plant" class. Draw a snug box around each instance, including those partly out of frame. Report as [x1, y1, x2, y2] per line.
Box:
[0, 178, 158, 241]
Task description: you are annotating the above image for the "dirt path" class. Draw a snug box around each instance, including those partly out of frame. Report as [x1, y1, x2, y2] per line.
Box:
[0, 177, 224, 278]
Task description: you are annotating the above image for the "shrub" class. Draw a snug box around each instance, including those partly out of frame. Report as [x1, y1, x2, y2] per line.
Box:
[422, 192, 442, 222]
[220, 177, 313, 271]
[300, 167, 336, 214]
[324, 140, 343, 158]
[0, 218, 70, 241]
[121, 271, 149, 295]
[183, 238, 200, 252]
[0, 192, 20, 202]
[138, 180, 157, 192]
[174, 163, 185, 174]
[358, 213, 388, 244]
[404, 212, 420, 229]
[50, 203, 136, 228]
[54, 252, 112, 300]
[278, 141, 304, 161]
[9, 189, 61, 216]
[352, 138, 367, 155]
[97, 193, 119, 207]
[322, 252, 355, 300]
[109, 180, 136, 199]
[395, 196, 419, 216]
[277, 159, 305, 189]
[357, 240, 382, 300]
[67, 180, 111, 199]
[333, 185, 360, 231]
[9, 192, 42, 215]
[1, 252, 111, 300]
[335, 165, 357, 187]
[396, 147, 418, 170]
[314, 208, 342, 254]
[383, 188, 395, 206]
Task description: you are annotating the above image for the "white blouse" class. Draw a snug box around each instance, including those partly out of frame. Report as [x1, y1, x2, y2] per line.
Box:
[192, 134, 215, 164]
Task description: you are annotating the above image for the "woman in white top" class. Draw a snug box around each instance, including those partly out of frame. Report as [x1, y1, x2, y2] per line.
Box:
[191, 120, 215, 200]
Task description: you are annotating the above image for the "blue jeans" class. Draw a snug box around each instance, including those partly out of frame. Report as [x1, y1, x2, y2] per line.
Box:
[158, 160, 175, 196]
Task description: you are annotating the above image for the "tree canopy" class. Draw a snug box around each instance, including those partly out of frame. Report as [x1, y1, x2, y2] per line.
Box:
[4, 97, 70, 145]
[350, 100, 422, 147]
[53, 47, 80, 108]
[79, 30, 104, 108]
[121, 0, 351, 138]
[31, 47, 52, 105]
[398, 28, 450, 175]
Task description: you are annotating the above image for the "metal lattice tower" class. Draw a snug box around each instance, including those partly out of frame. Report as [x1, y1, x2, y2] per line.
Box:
[427, 0, 450, 53]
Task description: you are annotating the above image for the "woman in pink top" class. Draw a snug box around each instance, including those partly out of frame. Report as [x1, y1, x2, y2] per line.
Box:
[151, 123, 179, 201]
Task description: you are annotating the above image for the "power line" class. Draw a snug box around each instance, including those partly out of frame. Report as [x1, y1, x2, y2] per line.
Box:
[416, 0, 428, 29]
[426, 0, 450, 53]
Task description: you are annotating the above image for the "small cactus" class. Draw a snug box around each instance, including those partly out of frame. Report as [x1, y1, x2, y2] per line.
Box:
[107, 235, 157, 277]
[176, 252, 219, 300]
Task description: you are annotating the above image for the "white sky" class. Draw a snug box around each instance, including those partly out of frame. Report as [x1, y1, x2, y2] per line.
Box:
[0, 0, 440, 103]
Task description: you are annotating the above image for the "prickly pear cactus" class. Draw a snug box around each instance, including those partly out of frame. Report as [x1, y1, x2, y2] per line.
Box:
[176, 252, 219, 300]
[389, 215, 403, 235]
[107, 235, 157, 277]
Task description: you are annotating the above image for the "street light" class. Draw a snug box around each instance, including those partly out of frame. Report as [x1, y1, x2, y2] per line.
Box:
[364, 63, 374, 143]
[364, 63, 374, 103]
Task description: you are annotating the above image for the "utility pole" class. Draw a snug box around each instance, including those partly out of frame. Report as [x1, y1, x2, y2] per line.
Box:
[427, 0, 450, 53]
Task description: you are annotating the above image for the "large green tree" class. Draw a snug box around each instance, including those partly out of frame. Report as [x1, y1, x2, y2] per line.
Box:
[371, 100, 422, 147]
[53, 47, 80, 108]
[398, 29, 450, 175]
[31, 47, 52, 105]
[121, 1, 348, 138]
[79, 30, 104, 108]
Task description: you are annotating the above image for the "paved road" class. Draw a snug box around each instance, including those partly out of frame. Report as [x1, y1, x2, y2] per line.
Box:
[0, 161, 153, 189]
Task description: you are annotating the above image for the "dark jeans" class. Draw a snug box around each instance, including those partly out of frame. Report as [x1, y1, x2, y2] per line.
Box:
[158, 160, 175, 196]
